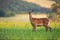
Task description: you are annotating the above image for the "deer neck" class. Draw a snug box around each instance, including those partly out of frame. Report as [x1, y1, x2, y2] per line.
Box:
[29, 12, 32, 21]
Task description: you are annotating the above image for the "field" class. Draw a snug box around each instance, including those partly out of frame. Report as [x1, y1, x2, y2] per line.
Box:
[0, 14, 60, 40]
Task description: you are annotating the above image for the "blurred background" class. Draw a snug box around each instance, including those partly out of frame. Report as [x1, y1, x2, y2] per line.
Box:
[0, 0, 60, 22]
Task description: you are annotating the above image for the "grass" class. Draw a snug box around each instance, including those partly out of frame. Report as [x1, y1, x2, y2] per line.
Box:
[0, 21, 60, 40]
[0, 28, 60, 40]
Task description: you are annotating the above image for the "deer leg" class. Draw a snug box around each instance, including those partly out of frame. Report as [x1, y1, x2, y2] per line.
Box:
[44, 25, 48, 32]
[32, 24, 36, 31]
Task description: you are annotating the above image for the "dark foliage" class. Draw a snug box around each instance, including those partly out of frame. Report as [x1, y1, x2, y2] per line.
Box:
[0, 10, 5, 17]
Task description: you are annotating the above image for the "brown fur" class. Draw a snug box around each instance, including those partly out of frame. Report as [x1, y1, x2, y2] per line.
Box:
[29, 11, 51, 32]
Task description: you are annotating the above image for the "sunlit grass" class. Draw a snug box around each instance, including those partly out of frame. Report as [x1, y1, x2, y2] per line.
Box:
[0, 21, 60, 40]
[0, 21, 32, 29]
[0, 21, 60, 29]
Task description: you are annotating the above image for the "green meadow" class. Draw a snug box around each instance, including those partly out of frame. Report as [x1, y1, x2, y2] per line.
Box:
[0, 21, 60, 40]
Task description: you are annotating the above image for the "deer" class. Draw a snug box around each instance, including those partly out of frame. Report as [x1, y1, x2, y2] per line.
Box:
[28, 10, 52, 32]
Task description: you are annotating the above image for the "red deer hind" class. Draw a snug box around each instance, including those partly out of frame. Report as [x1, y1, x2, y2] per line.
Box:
[29, 10, 51, 32]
